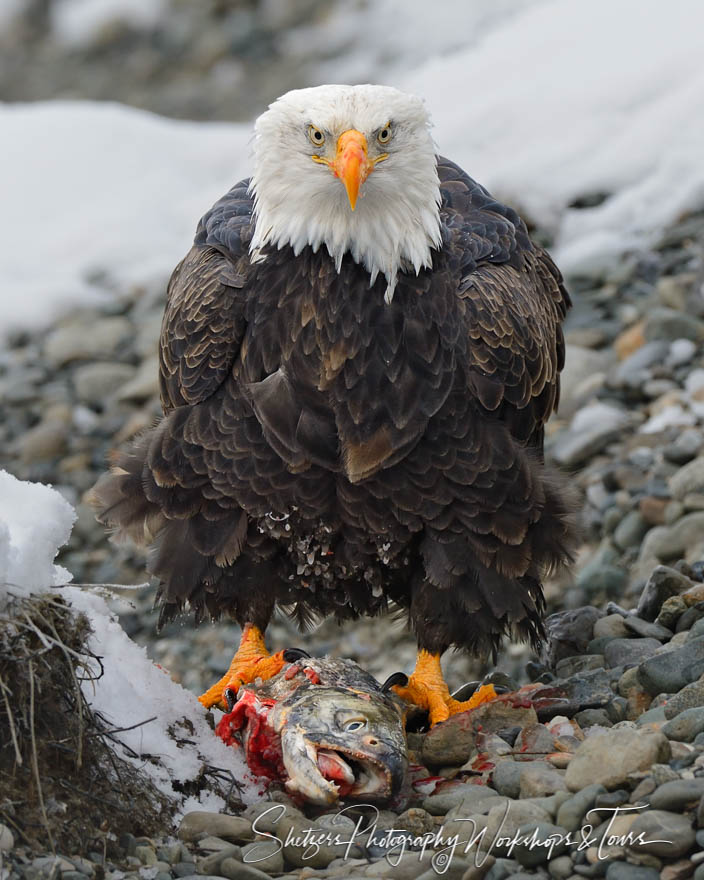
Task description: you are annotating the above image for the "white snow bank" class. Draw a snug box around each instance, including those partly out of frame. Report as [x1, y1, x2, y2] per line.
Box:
[395, 0, 704, 275]
[0, 472, 258, 809]
[0, 101, 249, 338]
[63, 586, 258, 812]
[3, 0, 704, 337]
[0, 470, 75, 606]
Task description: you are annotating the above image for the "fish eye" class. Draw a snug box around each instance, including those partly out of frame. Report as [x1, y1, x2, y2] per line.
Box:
[308, 125, 325, 147]
[377, 123, 392, 145]
[344, 718, 367, 732]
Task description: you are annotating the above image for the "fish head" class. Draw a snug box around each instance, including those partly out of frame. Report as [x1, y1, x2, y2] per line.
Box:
[272, 686, 407, 806]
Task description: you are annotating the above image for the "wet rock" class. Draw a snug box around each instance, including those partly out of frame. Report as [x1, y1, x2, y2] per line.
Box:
[219, 858, 271, 880]
[657, 595, 689, 630]
[594, 615, 630, 640]
[546, 607, 604, 665]
[44, 316, 132, 366]
[627, 809, 696, 858]
[422, 783, 498, 815]
[115, 355, 160, 401]
[240, 839, 284, 874]
[278, 812, 363, 868]
[492, 761, 523, 799]
[529, 668, 614, 719]
[613, 511, 649, 550]
[574, 708, 613, 728]
[556, 783, 607, 831]
[622, 617, 673, 641]
[644, 307, 704, 343]
[670, 456, 704, 500]
[421, 713, 477, 767]
[604, 637, 661, 668]
[611, 340, 669, 387]
[511, 822, 569, 867]
[552, 403, 631, 467]
[664, 677, 704, 717]
[518, 764, 567, 798]
[605, 863, 660, 880]
[555, 655, 606, 677]
[514, 724, 555, 760]
[73, 361, 137, 405]
[565, 728, 670, 791]
[664, 429, 704, 465]
[637, 566, 694, 621]
[661, 706, 704, 741]
[178, 813, 254, 844]
[648, 778, 704, 811]
[638, 636, 704, 695]
[196, 845, 242, 875]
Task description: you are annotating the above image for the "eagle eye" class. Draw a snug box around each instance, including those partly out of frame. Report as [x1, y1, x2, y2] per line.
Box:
[377, 123, 392, 145]
[308, 125, 325, 147]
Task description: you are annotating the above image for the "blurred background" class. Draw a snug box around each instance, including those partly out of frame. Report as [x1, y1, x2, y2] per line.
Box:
[1, 0, 704, 697]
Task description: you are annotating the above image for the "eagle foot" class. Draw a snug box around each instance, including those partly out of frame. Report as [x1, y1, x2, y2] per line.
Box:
[198, 623, 286, 709]
[392, 649, 497, 726]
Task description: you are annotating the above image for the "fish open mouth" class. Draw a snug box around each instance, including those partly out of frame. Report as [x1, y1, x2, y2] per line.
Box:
[315, 744, 391, 798]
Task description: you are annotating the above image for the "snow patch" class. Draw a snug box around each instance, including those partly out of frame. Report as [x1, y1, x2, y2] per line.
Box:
[0, 101, 250, 338]
[62, 586, 257, 811]
[0, 470, 75, 607]
[0, 472, 258, 809]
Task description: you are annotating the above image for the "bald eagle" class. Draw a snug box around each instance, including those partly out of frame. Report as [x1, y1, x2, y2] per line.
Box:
[91, 84, 576, 725]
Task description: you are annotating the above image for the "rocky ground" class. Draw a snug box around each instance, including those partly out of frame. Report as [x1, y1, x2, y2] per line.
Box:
[0, 0, 345, 122]
[2, 187, 704, 877]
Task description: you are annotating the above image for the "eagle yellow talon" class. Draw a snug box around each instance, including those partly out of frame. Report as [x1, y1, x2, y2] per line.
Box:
[198, 623, 286, 709]
[392, 651, 498, 726]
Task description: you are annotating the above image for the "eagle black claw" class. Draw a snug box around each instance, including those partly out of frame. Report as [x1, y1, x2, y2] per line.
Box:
[224, 687, 238, 712]
[283, 647, 312, 662]
[381, 672, 409, 692]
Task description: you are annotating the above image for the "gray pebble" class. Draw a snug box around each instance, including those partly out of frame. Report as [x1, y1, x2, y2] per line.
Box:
[627, 808, 696, 858]
[556, 783, 607, 832]
[648, 778, 704, 811]
[661, 705, 704, 741]
[565, 728, 670, 791]
[637, 565, 693, 621]
[593, 615, 630, 640]
[555, 655, 606, 677]
[664, 676, 704, 717]
[604, 637, 661, 668]
[73, 361, 137, 405]
[669, 456, 704, 500]
[240, 840, 284, 875]
[613, 511, 649, 550]
[492, 761, 523, 800]
[605, 864, 659, 880]
[622, 617, 673, 641]
[178, 813, 254, 844]
[637, 635, 704, 695]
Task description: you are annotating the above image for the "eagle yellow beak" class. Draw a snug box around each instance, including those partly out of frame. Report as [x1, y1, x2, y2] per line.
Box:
[333, 129, 373, 211]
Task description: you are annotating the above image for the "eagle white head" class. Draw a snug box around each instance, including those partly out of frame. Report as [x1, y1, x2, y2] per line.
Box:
[249, 84, 442, 303]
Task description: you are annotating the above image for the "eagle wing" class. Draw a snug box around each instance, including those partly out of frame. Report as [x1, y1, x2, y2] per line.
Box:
[159, 179, 253, 411]
[438, 157, 570, 447]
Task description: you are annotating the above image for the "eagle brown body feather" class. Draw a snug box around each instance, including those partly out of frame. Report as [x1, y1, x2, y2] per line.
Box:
[91, 157, 576, 658]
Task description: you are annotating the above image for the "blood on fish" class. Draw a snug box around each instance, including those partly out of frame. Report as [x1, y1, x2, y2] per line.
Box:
[216, 690, 285, 779]
[303, 667, 321, 684]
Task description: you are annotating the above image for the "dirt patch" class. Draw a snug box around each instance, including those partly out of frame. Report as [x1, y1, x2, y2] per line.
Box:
[0, 593, 170, 854]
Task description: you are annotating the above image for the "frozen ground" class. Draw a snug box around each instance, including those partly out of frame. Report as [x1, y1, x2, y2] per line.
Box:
[2, 0, 704, 338]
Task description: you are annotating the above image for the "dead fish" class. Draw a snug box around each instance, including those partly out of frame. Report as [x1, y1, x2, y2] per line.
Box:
[216, 653, 408, 805]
